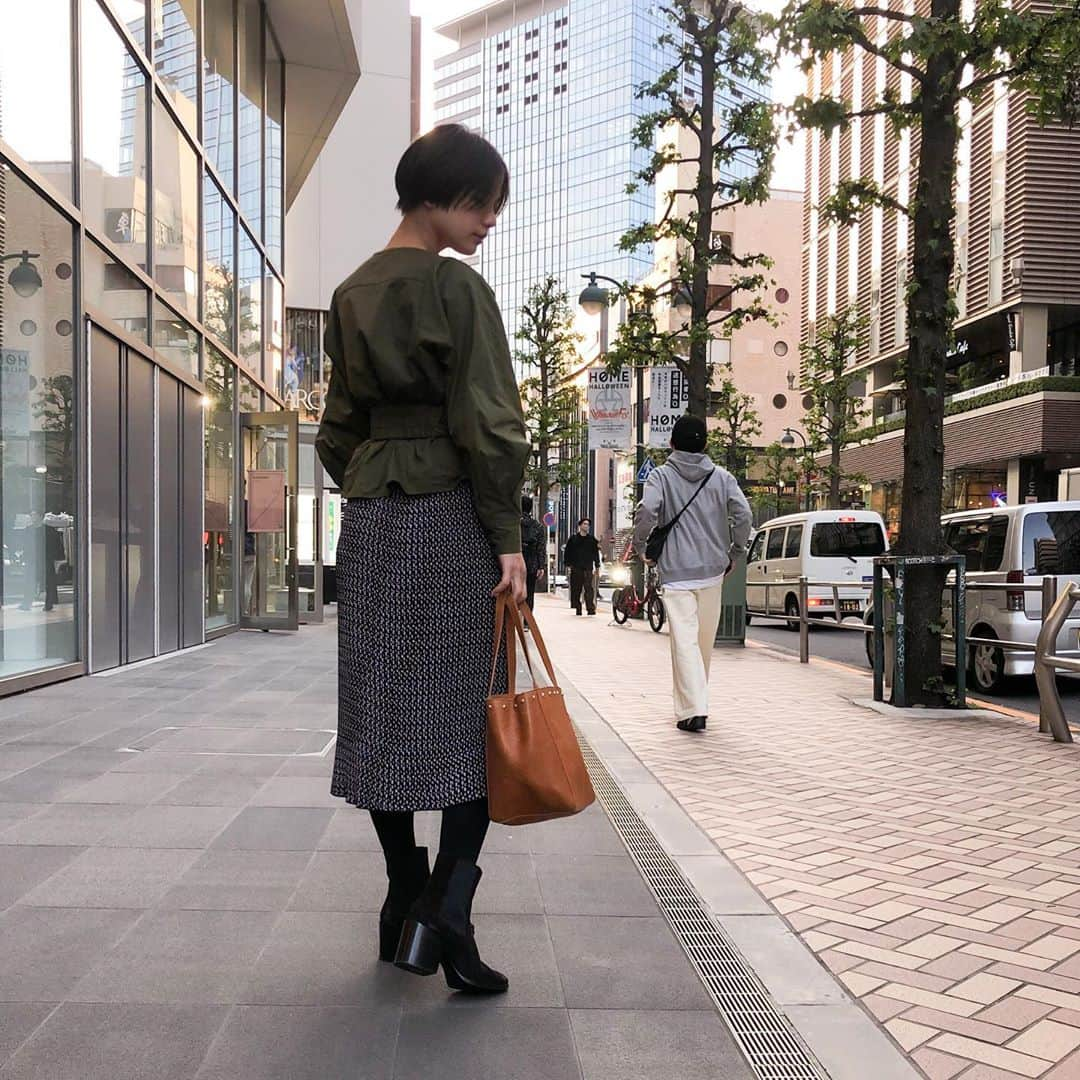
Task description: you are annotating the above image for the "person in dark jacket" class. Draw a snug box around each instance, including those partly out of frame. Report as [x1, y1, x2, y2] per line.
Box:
[316, 124, 529, 995]
[520, 496, 546, 610]
[564, 517, 601, 615]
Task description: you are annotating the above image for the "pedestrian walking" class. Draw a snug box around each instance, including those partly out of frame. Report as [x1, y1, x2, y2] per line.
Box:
[520, 495, 546, 610]
[316, 123, 529, 994]
[632, 415, 752, 733]
[564, 517, 601, 615]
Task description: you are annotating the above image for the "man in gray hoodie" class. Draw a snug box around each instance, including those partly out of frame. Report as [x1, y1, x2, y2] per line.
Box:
[633, 415, 753, 733]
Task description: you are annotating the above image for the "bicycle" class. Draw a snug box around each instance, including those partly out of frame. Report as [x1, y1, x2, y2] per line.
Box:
[611, 561, 666, 633]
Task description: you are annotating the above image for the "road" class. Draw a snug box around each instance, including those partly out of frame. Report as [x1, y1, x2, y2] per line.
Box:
[746, 616, 1080, 725]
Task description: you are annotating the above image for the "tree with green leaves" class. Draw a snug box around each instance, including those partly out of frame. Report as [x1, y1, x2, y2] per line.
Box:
[757, 441, 800, 520]
[516, 277, 586, 518]
[799, 306, 868, 509]
[778, 0, 1080, 706]
[707, 381, 762, 482]
[607, 0, 778, 418]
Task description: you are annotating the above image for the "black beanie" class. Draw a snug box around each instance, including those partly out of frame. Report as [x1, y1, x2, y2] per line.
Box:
[671, 415, 708, 453]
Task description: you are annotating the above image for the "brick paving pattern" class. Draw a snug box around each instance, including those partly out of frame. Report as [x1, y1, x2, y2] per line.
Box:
[540, 595, 1080, 1079]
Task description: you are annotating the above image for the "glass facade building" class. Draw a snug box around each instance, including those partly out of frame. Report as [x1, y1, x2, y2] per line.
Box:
[0, 0, 315, 692]
[434, 0, 765, 345]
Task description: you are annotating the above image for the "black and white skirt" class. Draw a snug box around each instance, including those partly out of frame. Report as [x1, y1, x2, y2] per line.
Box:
[331, 485, 505, 812]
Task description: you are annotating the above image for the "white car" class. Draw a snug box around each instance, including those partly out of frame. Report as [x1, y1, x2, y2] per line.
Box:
[746, 510, 888, 628]
[864, 500, 1080, 693]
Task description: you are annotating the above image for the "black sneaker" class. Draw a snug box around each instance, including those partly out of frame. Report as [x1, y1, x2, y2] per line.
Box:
[676, 716, 707, 733]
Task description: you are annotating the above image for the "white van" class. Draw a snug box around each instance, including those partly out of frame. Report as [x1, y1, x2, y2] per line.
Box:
[939, 501, 1080, 692]
[746, 510, 888, 628]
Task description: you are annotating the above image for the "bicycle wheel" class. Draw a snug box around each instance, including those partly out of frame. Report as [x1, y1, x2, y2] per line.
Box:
[647, 594, 665, 633]
[612, 588, 629, 624]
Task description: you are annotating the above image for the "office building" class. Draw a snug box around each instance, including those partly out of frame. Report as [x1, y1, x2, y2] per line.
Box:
[802, 25, 1080, 531]
[435, 0, 767, 557]
[0, 0, 360, 694]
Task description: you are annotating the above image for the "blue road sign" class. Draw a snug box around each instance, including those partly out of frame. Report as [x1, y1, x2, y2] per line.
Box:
[637, 459, 656, 484]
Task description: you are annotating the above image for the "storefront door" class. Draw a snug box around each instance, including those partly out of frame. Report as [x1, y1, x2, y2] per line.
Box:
[239, 411, 299, 631]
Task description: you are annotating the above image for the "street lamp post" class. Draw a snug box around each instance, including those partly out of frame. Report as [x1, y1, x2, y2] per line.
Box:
[780, 427, 812, 512]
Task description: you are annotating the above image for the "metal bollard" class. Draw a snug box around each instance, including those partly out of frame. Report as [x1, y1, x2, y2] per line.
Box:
[1039, 576, 1058, 735]
[799, 576, 809, 664]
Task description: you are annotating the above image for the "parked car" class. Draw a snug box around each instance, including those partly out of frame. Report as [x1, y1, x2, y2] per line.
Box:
[746, 510, 889, 629]
[863, 500, 1080, 693]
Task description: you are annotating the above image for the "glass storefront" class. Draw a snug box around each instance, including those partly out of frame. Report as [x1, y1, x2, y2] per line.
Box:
[0, 164, 79, 677]
[0, 0, 287, 689]
[204, 345, 235, 629]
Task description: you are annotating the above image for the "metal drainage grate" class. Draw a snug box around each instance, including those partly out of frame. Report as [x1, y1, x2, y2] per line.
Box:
[578, 739, 829, 1080]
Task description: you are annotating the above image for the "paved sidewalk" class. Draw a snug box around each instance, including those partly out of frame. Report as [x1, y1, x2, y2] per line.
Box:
[540, 594, 1080, 1080]
[0, 619, 754, 1080]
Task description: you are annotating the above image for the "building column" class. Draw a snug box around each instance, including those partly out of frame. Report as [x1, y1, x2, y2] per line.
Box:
[1006, 458, 1022, 506]
[1012, 304, 1049, 376]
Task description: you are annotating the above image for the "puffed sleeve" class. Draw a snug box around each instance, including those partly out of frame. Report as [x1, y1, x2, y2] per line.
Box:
[315, 289, 370, 488]
[439, 260, 529, 555]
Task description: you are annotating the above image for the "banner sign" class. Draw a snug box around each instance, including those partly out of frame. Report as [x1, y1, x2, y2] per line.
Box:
[1, 349, 31, 440]
[648, 366, 688, 446]
[587, 367, 632, 450]
[247, 470, 286, 533]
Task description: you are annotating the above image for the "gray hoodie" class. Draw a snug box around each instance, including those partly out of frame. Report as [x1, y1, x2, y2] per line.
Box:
[632, 451, 753, 584]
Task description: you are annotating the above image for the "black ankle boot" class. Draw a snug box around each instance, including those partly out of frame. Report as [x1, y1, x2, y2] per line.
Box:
[395, 854, 508, 994]
[378, 846, 430, 962]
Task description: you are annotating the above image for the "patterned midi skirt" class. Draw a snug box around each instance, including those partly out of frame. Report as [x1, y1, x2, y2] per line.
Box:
[331, 484, 506, 812]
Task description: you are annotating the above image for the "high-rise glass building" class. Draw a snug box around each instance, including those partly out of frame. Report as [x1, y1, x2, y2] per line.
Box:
[435, 0, 765, 345]
[0, 0, 359, 693]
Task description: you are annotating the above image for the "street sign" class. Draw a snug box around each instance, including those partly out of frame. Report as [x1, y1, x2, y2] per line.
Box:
[636, 459, 655, 484]
[542, 511, 556, 528]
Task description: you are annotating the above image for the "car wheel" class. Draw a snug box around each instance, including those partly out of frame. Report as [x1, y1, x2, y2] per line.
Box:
[647, 595, 665, 633]
[612, 588, 629, 625]
[970, 634, 1006, 694]
[785, 595, 800, 633]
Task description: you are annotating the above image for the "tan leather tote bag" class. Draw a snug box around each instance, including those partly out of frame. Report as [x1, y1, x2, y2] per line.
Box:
[485, 596, 596, 826]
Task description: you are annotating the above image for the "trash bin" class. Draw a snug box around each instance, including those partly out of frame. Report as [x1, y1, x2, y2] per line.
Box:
[715, 557, 746, 646]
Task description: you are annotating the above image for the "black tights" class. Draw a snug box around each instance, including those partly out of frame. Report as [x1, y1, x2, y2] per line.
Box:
[370, 796, 490, 864]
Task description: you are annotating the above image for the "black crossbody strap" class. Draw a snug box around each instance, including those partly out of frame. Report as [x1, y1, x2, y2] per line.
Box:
[663, 468, 715, 533]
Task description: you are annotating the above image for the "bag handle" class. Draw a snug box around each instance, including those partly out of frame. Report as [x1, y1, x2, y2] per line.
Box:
[488, 594, 558, 697]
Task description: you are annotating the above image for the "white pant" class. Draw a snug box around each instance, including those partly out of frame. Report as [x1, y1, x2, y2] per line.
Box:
[664, 584, 724, 720]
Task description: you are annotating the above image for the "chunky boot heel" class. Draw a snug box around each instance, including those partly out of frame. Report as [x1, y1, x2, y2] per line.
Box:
[394, 919, 442, 975]
[377, 846, 429, 963]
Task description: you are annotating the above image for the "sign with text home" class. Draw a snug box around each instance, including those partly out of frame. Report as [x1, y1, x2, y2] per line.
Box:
[587, 367, 632, 451]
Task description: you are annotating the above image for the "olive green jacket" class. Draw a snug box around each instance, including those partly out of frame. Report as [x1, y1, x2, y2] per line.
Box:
[315, 249, 529, 555]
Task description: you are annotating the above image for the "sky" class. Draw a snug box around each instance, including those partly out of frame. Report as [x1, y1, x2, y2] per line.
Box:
[408, 0, 805, 193]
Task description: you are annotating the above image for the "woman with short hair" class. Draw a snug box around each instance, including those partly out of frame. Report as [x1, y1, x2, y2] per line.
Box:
[317, 123, 529, 994]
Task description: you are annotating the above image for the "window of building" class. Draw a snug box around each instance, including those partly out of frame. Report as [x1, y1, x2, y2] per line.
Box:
[776, 287, 789, 304]
[869, 281, 880, 355]
[237, 228, 262, 373]
[153, 299, 199, 375]
[152, 0, 198, 131]
[82, 0, 149, 264]
[238, 0, 263, 237]
[265, 26, 283, 268]
[0, 160, 79, 671]
[774, 341, 789, 357]
[894, 255, 906, 342]
[0, 0, 73, 198]
[772, 393, 788, 409]
[153, 99, 199, 319]
[203, 0, 235, 191]
[204, 344, 236, 629]
[989, 154, 1005, 306]
[84, 238, 149, 342]
[265, 268, 284, 391]
[203, 176, 236, 350]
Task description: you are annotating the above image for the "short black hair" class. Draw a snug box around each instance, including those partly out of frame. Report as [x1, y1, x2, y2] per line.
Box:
[671, 415, 708, 453]
[521, 495, 534, 514]
[395, 124, 510, 214]
[578, 517, 591, 527]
